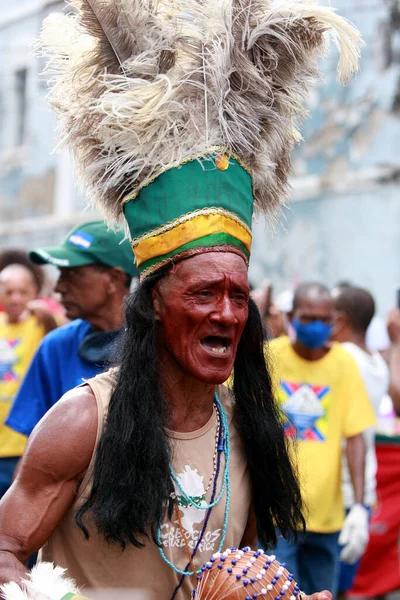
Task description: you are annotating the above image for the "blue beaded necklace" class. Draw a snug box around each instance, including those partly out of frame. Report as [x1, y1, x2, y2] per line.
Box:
[169, 402, 227, 600]
[168, 394, 230, 512]
[157, 392, 231, 581]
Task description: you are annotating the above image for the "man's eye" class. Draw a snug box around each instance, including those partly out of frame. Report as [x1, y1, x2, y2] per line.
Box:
[232, 293, 248, 302]
[194, 289, 215, 299]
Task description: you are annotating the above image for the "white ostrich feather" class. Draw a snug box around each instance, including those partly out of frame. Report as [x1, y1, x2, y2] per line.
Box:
[0, 562, 81, 600]
[39, 0, 362, 223]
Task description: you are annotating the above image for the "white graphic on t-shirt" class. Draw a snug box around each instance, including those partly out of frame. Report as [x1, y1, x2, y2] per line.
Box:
[174, 465, 207, 535]
[159, 464, 222, 554]
[282, 385, 324, 431]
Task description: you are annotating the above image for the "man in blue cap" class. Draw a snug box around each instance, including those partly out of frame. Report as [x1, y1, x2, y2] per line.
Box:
[6, 221, 137, 438]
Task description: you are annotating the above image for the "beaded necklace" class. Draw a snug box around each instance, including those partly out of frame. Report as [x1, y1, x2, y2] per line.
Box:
[170, 427, 223, 600]
[170, 406, 221, 507]
[157, 392, 231, 582]
[204, 407, 221, 495]
[168, 393, 230, 511]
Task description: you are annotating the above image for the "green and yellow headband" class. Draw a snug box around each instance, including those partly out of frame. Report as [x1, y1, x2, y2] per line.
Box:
[123, 152, 254, 279]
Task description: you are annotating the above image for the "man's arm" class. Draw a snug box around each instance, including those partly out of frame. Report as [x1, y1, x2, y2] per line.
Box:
[27, 300, 58, 334]
[387, 309, 400, 416]
[339, 433, 369, 565]
[346, 433, 366, 504]
[339, 359, 374, 565]
[0, 386, 98, 585]
[389, 342, 400, 415]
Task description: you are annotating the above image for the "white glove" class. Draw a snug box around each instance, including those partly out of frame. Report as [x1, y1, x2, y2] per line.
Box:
[339, 503, 369, 565]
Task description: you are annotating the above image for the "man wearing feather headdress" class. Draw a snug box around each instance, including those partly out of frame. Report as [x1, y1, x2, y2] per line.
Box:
[0, 1, 362, 599]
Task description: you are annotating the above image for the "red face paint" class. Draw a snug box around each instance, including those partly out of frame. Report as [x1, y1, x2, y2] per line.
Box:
[154, 252, 250, 384]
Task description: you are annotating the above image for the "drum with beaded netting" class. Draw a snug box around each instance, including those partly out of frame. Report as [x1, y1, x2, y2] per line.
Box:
[193, 547, 302, 600]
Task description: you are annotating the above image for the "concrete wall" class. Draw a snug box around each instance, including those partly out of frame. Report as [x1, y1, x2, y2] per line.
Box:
[250, 0, 400, 315]
[250, 184, 400, 314]
[0, 0, 92, 234]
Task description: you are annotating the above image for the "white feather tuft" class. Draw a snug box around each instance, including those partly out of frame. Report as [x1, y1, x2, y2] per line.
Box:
[0, 562, 81, 600]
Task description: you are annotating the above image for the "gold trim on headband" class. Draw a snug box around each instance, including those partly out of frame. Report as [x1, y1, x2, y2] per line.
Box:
[133, 212, 252, 267]
[131, 207, 252, 248]
[122, 147, 253, 205]
[139, 245, 249, 281]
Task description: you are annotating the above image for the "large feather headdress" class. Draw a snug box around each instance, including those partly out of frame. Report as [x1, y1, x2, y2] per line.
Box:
[40, 0, 361, 277]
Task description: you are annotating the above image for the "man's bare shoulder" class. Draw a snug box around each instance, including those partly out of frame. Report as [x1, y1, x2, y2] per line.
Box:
[19, 385, 98, 482]
[0, 386, 99, 573]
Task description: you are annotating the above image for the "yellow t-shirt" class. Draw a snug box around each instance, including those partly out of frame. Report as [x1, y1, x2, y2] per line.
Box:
[268, 336, 376, 533]
[0, 313, 45, 457]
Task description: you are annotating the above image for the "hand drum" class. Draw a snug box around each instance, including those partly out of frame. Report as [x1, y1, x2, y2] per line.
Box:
[193, 547, 301, 600]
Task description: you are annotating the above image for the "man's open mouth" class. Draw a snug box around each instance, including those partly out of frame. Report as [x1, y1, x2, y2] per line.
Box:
[200, 336, 232, 355]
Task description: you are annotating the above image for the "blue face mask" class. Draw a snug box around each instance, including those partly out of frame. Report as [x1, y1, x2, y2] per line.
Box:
[292, 318, 333, 349]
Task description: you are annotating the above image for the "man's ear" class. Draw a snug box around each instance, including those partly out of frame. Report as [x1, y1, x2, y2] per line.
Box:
[107, 267, 127, 293]
[331, 309, 347, 341]
[334, 310, 347, 329]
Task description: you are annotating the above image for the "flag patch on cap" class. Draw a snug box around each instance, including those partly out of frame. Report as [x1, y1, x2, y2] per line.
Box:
[68, 231, 94, 249]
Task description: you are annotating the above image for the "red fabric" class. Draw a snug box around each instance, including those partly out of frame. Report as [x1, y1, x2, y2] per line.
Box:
[350, 443, 400, 597]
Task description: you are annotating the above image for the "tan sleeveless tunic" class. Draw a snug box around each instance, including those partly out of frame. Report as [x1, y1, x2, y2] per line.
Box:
[39, 370, 251, 600]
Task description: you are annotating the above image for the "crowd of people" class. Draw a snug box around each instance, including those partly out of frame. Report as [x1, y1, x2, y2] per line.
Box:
[0, 223, 399, 599]
[0, 1, 397, 599]
[253, 279, 400, 599]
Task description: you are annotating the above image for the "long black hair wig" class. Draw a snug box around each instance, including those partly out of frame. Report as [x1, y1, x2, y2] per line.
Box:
[76, 268, 305, 549]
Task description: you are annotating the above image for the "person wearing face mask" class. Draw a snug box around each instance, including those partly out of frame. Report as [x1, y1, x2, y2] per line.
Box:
[268, 282, 376, 598]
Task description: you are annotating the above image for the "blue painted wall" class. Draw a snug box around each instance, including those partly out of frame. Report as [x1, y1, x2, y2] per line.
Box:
[250, 0, 400, 315]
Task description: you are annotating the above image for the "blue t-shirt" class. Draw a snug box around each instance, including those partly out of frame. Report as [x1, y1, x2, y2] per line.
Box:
[6, 319, 104, 437]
